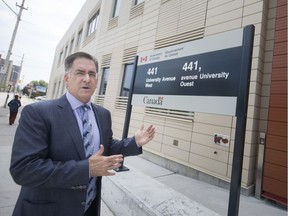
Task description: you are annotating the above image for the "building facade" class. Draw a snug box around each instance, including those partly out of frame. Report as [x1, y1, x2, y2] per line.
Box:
[47, 0, 287, 204]
[0, 55, 21, 92]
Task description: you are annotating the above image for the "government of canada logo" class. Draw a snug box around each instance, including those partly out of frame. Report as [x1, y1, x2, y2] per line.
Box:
[143, 96, 163, 105]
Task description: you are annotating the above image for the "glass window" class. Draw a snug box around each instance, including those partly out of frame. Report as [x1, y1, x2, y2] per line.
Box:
[58, 51, 63, 64]
[76, 29, 83, 46]
[69, 38, 74, 54]
[87, 11, 99, 36]
[120, 64, 133, 97]
[99, 68, 110, 95]
[134, 0, 144, 5]
[112, 0, 122, 17]
[64, 45, 68, 58]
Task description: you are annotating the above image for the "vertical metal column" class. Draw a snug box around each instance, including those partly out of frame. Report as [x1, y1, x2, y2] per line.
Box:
[227, 25, 255, 216]
[115, 55, 138, 172]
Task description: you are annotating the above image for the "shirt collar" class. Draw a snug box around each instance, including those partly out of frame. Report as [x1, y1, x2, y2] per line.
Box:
[66, 92, 92, 110]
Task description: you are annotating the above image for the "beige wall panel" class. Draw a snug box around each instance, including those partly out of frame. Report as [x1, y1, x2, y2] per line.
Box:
[243, 1, 264, 16]
[129, 119, 143, 130]
[253, 34, 261, 49]
[144, 141, 162, 152]
[208, 0, 244, 12]
[190, 142, 229, 163]
[164, 118, 193, 131]
[206, 8, 243, 27]
[262, 85, 272, 97]
[189, 153, 228, 176]
[249, 80, 262, 95]
[163, 126, 192, 141]
[263, 62, 273, 74]
[268, 0, 277, 8]
[266, 28, 275, 40]
[247, 106, 259, 119]
[252, 46, 261, 60]
[139, 29, 158, 42]
[259, 109, 269, 122]
[143, 115, 166, 128]
[264, 50, 274, 62]
[162, 136, 191, 151]
[194, 113, 232, 127]
[204, 19, 242, 36]
[162, 145, 189, 162]
[193, 122, 231, 137]
[249, 92, 261, 107]
[245, 118, 259, 132]
[267, 16, 277, 29]
[130, 112, 144, 121]
[243, 142, 258, 157]
[262, 73, 272, 85]
[140, 14, 159, 28]
[141, 13, 160, 28]
[138, 37, 156, 48]
[131, 106, 145, 113]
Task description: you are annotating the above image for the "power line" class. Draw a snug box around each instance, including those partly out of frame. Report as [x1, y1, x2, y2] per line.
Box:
[1, 0, 18, 16]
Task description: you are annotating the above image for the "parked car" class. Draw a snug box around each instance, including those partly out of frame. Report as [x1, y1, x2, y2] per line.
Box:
[35, 96, 46, 101]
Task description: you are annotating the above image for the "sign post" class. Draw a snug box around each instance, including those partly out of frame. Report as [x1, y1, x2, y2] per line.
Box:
[228, 25, 255, 216]
[115, 56, 139, 172]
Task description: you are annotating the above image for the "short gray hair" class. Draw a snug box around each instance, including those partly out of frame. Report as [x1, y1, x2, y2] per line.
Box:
[64, 52, 99, 73]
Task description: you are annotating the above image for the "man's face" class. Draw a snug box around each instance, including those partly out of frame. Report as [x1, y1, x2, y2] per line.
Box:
[64, 57, 98, 103]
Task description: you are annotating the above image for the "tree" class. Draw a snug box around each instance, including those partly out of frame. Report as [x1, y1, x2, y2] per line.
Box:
[30, 80, 48, 88]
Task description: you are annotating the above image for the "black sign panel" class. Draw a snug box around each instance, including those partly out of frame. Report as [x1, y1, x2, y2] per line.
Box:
[134, 47, 242, 97]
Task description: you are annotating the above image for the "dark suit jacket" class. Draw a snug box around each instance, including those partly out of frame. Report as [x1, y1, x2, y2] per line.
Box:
[10, 95, 142, 216]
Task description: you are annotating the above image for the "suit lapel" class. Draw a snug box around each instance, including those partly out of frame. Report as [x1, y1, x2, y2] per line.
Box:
[57, 95, 86, 159]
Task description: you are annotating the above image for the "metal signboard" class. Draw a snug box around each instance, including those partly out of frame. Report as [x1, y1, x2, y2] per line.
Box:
[132, 28, 244, 116]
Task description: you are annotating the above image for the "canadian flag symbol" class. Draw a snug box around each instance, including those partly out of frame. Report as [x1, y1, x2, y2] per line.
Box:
[140, 56, 148, 63]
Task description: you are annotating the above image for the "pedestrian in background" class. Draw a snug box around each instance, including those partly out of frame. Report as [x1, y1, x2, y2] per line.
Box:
[7, 95, 21, 125]
[10, 52, 156, 216]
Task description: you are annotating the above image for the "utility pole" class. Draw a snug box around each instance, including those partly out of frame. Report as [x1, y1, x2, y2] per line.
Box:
[2, 0, 28, 107]
[16, 54, 24, 92]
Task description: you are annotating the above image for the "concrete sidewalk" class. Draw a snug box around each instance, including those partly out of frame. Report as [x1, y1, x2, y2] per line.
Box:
[0, 93, 286, 215]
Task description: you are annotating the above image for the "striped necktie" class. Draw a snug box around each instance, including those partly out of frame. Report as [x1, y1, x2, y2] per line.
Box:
[80, 104, 97, 212]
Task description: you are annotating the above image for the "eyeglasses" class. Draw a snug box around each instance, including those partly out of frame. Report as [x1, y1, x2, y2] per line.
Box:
[72, 70, 98, 79]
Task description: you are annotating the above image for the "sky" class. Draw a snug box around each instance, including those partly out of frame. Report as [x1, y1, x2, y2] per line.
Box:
[0, 0, 86, 87]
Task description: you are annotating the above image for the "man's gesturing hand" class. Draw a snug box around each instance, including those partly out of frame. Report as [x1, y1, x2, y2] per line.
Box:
[89, 145, 123, 177]
[135, 124, 156, 146]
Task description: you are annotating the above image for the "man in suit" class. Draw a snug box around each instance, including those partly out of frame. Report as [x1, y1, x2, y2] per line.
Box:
[10, 52, 155, 216]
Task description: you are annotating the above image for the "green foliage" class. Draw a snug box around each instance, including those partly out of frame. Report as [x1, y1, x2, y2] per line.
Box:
[30, 80, 48, 87]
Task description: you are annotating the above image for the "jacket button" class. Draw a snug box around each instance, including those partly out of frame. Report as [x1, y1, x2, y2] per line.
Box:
[81, 201, 86, 205]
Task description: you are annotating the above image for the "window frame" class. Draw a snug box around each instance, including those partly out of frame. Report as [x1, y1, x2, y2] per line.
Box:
[87, 10, 100, 36]
[120, 63, 134, 97]
[76, 29, 83, 46]
[112, 0, 122, 18]
[99, 67, 110, 95]
[133, 0, 144, 5]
